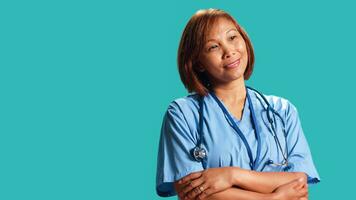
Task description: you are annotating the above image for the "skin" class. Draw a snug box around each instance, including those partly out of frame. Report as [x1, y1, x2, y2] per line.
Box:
[174, 17, 309, 200]
[174, 167, 308, 200]
[174, 177, 308, 200]
[198, 17, 248, 119]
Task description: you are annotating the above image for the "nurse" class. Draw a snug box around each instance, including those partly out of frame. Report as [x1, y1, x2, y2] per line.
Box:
[156, 8, 320, 200]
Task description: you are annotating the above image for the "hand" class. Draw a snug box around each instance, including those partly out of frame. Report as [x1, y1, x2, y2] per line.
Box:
[175, 172, 201, 200]
[177, 167, 235, 200]
[273, 177, 308, 200]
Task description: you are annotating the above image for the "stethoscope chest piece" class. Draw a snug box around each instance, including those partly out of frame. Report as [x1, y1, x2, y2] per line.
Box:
[191, 146, 206, 162]
[191, 86, 289, 168]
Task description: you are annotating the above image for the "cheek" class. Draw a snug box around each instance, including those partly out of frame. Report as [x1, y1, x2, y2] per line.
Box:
[203, 54, 221, 68]
[238, 43, 249, 63]
[237, 42, 248, 54]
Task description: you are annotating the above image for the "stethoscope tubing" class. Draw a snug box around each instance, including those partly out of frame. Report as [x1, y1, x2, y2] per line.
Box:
[193, 86, 289, 170]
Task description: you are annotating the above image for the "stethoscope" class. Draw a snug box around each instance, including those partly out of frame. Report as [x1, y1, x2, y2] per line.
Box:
[191, 86, 289, 170]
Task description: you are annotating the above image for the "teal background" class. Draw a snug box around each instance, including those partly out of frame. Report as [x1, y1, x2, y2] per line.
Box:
[1, 0, 354, 199]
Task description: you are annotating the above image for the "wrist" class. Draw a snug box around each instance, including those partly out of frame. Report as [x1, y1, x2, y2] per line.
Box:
[230, 167, 242, 186]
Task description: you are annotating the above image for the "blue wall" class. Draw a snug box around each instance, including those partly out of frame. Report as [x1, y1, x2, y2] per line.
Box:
[1, 0, 354, 199]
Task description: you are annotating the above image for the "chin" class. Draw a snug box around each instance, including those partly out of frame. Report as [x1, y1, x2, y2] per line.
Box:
[225, 74, 244, 82]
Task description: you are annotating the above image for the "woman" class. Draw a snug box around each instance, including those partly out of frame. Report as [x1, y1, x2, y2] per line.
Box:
[156, 9, 320, 200]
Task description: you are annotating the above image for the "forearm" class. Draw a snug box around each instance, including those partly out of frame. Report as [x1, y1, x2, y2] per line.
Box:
[204, 186, 277, 200]
[232, 167, 307, 194]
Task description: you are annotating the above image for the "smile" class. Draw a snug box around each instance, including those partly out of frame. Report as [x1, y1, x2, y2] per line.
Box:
[225, 59, 240, 68]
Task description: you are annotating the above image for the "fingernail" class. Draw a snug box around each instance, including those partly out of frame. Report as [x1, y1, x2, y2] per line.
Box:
[298, 177, 304, 182]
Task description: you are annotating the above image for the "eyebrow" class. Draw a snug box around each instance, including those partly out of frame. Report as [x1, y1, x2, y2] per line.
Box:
[206, 28, 238, 43]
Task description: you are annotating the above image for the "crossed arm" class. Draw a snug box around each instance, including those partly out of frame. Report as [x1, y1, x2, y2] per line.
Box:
[174, 167, 308, 200]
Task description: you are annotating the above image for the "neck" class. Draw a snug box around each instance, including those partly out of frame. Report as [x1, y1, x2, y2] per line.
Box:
[212, 78, 247, 106]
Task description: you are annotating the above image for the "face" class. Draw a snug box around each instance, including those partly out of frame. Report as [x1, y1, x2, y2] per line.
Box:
[198, 17, 248, 87]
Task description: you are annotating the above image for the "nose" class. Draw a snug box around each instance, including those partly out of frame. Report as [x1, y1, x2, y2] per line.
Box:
[222, 45, 236, 60]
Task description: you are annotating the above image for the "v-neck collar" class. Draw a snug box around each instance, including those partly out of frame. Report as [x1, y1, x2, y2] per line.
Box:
[209, 90, 250, 124]
[233, 94, 249, 124]
[208, 87, 261, 170]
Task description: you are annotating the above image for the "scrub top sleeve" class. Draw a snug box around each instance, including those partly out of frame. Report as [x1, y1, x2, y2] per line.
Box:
[284, 102, 321, 185]
[156, 102, 204, 197]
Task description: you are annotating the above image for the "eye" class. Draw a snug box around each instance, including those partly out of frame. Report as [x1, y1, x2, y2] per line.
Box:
[230, 35, 237, 40]
[208, 45, 218, 51]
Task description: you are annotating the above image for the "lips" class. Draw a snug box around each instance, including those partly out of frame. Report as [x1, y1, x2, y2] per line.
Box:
[225, 59, 240, 68]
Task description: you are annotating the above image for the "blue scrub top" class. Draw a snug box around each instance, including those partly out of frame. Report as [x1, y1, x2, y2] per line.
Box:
[156, 88, 321, 197]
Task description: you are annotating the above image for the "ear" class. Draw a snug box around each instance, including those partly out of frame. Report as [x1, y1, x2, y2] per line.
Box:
[197, 62, 206, 72]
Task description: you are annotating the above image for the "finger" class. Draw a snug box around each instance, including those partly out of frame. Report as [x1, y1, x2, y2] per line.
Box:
[197, 187, 214, 200]
[299, 192, 309, 200]
[175, 182, 186, 193]
[179, 171, 203, 185]
[293, 178, 306, 189]
[298, 187, 308, 197]
[177, 190, 188, 199]
[177, 180, 194, 192]
[176, 181, 191, 193]
[302, 183, 309, 192]
[287, 179, 301, 189]
[186, 186, 204, 199]
[197, 191, 208, 200]
[190, 183, 209, 200]
[182, 178, 205, 195]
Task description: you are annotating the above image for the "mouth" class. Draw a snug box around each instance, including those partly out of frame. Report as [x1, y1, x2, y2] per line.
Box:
[224, 59, 240, 68]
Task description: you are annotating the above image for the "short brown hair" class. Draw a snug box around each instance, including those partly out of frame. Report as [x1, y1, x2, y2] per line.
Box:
[177, 8, 255, 96]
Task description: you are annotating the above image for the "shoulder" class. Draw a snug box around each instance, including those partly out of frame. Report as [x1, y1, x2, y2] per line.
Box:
[250, 89, 299, 119]
[161, 93, 201, 137]
[161, 93, 201, 131]
[166, 93, 200, 117]
[266, 95, 297, 112]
